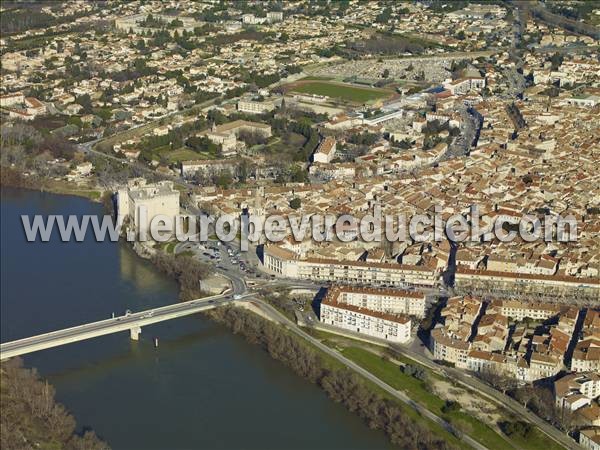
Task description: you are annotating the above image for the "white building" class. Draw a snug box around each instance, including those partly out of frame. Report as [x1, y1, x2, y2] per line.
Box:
[0, 92, 24, 107]
[580, 428, 600, 450]
[555, 372, 600, 412]
[267, 11, 283, 23]
[443, 77, 486, 95]
[204, 128, 238, 156]
[116, 178, 180, 239]
[488, 299, 561, 322]
[180, 159, 239, 178]
[313, 136, 337, 163]
[237, 98, 278, 114]
[326, 286, 426, 318]
[263, 245, 438, 288]
[320, 294, 411, 344]
[572, 310, 600, 373]
[563, 95, 600, 108]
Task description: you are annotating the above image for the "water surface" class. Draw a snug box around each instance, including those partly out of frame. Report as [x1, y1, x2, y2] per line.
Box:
[1, 187, 392, 450]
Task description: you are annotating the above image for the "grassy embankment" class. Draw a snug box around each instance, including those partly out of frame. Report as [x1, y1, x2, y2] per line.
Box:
[338, 345, 564, 450]
[211, 304, 464, 449]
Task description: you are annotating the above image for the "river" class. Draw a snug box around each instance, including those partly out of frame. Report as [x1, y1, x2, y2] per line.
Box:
[0, 187, 392, 450]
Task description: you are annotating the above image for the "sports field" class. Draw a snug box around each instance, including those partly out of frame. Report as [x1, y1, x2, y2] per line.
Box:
[286, 80, 392, 104]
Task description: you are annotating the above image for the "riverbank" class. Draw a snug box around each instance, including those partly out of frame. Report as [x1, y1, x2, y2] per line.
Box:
[207, 305, 460, 449]
[2, 187, 395, 450]
[0, 165, 103, 202]
[0, 358, 109, 450]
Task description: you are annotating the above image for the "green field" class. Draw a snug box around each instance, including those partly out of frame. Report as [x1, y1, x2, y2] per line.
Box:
[289, 81, 391, 104]
[156, 147, 214, 163]
[340, 347, 563, 450]
[507, 428, 565, 450]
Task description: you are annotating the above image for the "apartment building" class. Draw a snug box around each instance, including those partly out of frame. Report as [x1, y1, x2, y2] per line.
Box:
[555, 372, 600, 412]
[429, 297, 580, 382]
[237, 98, 278, 114]
[0, 92, 24, 107]
[320, 295, 411, 344]
[579, 428, 600, 450]
[466, 350, 516, 376]
[527, 352, 564, 381]
[454, 267, 600, 303]
[487, 299, 562, 322]
[466, 346, 564, 383]
[324, 285, 426, 318]
[472, 313, 509, 352]
[572, 310, 600, 373]
[267, 11, 284, 23]
[263, 244, 438, 288]
[430, 297, 482, 368]
[430, 327, 471, 368]
[442, 77, 486, 95]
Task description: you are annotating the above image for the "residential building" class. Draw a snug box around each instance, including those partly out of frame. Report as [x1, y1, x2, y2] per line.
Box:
[572, 310, 600, 373]
[324, 285, 426, 318]
[313, 136, 337, 163]
[237, 98, 278, 114]
[555, 372, 600, 412]
[320, 292, 411, 344]
[580, 428, 600, 450]
[263, 244, 438, 288]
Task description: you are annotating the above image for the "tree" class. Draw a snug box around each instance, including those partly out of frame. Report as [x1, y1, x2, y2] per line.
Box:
[549, 53, 564, 70]
[375, 7, 392, 23]
[289, 165, 308, 183]
[0, 358, 107, 450]
[237, 130, 268, 147]
[186, 136, 221, 156]
[441, 400, 461, 414]
[151, 253, 209, 301]
[236, 159, 250, 183]
[67, 116, 83, 128]
[76, 93, 93, 113]
[401, 364, 427, 381]
[216, 171, 232, 189]
[382, 68, 390, 79]
[500, 421, 532, 438]
[290, 197, 301, 209]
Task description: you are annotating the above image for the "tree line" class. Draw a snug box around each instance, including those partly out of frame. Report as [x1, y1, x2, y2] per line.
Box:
[0, 123, 79, 182]
[1, 358, 108, 450]
[150, 253, 210, 301]
[208, 306, 458, 449]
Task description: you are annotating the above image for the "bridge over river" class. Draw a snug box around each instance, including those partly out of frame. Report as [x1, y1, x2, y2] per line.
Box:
[0, 293, 252, 361]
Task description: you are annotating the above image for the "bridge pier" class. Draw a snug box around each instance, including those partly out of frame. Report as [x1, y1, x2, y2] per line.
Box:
[130, 326, 142, 341]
